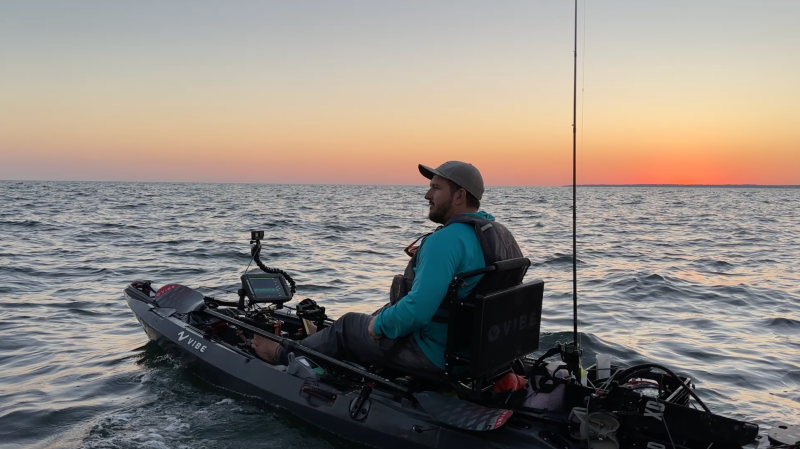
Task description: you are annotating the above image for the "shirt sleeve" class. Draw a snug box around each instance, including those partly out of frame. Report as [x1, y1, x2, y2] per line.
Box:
[373, 232, 463, 338]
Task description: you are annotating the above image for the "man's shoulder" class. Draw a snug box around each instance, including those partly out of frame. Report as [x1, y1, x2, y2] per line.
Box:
[422, 211, 499, 247]
[437, 212, 496, 236]
[423, 221, 481, 250]
[429, 221, 475, 240]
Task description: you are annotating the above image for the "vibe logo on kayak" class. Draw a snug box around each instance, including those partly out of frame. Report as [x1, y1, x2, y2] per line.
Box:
[178, 330, 207, 353]
[486, 312, 539, 343]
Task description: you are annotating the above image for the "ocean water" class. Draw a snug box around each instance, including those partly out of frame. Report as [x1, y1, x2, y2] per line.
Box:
[0, 181, 798, 448]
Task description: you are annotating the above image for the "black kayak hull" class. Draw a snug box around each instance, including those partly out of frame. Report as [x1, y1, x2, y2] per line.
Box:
[124, 285, 575, 449]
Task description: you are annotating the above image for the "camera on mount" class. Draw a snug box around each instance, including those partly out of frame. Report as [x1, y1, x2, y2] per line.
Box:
[238, 230, 294, 310]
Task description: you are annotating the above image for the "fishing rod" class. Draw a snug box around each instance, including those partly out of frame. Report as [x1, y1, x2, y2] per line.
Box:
[562, 0, 582, 378]
[571, 0, 578, 356]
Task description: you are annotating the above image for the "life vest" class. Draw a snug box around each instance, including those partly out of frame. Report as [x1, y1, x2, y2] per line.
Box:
[389, 213, 523, 320]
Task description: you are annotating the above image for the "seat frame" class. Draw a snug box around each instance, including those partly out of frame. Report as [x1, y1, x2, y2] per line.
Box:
[442, 257, 544, 386]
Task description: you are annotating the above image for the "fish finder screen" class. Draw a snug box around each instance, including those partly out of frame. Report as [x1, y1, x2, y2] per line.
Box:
[248, 277, 286, 299]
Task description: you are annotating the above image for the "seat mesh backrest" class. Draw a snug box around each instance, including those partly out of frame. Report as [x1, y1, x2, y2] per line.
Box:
[472, 262, 528, 296]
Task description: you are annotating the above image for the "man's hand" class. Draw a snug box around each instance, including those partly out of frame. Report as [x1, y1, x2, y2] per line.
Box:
[368, 316, 382, 340]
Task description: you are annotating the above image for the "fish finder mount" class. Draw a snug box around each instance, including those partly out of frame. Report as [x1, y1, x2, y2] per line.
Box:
[237, 230, 297, 310]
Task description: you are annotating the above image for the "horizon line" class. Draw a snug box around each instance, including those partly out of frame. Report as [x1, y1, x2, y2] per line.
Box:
[571, 184, 800, 188]
[1, 179, 799, 188]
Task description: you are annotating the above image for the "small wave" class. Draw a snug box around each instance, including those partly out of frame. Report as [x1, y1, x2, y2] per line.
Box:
[608, 273, 692, 299]
[325, 224, 351, 232]
[264, 251, 291, 258]
[98, 222, 142, 230]
[0, 219, 43, 228]
[183, 248, 248, 260]
[781, 371, 800, 387]
[153, 267, 207, 277]
[692, 259, 736, 275]
[302, 267, 336, 274]
[68, 308, 102, 317]
[639, 273, 666, 283]
[696, 259, 734, 269]
[111, 204, 147, 210]
[0, 301, 36, 309]
[766, 317, 800, 329]
[682, 348, 725, 363]
[1, 266, 38, 276]
[299, 282, 345, 292]
[351, 249, 384, 255]
[533, 253, 585, 267]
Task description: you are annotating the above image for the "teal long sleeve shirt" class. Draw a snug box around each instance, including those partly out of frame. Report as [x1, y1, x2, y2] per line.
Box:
[373, 211, 493, 369]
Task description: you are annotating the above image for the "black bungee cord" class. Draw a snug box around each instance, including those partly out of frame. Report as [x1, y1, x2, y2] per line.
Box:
[252, 240, 297, 294]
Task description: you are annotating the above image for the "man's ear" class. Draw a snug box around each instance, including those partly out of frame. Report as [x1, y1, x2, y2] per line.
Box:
[455, 188, 466, 206]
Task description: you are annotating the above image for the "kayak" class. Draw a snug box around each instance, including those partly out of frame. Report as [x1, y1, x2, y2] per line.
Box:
[122, 232, 787, 449]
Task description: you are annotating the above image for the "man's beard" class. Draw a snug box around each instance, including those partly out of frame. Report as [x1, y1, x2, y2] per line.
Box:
[428, 198, 452, 224]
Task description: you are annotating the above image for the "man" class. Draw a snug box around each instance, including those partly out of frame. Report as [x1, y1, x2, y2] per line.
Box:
[252, 161, 522, 374]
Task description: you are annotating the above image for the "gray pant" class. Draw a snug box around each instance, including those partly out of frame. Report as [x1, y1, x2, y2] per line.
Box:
[277, 312, 443, 376]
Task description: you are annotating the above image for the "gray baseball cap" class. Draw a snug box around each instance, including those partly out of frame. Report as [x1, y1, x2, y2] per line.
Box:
[419, 161, 484, 200]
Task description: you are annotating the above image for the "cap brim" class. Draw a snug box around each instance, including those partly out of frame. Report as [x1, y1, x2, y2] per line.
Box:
[418, 164, 441, 180]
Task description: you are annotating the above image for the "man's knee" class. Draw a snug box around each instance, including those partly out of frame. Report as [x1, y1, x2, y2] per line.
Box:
[338, 312, 369, 326]
[340, 312, 362, 321]
[329, 312, 369, 335]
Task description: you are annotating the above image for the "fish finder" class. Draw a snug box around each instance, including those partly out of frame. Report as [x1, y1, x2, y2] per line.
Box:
[241, 272, 292, 304]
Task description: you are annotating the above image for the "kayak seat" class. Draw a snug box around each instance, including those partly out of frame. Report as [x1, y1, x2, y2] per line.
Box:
[442, 257, 543, 383]
[376, 258, 543, 394]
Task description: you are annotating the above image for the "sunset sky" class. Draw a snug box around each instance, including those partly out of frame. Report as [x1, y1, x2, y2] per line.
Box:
[1, 1, 798, 186]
